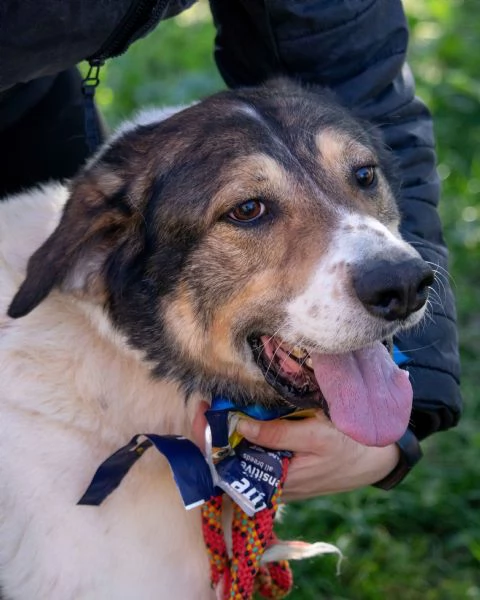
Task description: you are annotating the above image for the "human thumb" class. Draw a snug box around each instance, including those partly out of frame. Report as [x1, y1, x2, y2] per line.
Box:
[236, 418, 295, 450]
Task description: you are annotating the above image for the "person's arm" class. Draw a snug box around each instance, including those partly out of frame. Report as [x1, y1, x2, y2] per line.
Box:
[208, 0, 462, 488]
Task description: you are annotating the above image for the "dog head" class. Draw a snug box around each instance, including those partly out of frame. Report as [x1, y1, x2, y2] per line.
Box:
[8, 80, 433, 446]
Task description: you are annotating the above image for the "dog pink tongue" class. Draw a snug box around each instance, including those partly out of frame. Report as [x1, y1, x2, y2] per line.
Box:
[311, 342, 412, 447]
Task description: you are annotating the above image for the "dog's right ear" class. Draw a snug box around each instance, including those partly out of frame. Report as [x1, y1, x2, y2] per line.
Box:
[8, 167, 143, 319]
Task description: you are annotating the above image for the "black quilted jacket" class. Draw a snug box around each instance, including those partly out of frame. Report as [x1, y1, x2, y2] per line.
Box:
[0, 0, 461, 440]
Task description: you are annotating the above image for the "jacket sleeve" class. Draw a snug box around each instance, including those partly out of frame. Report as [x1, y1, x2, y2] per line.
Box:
[209, 0, 462, 440]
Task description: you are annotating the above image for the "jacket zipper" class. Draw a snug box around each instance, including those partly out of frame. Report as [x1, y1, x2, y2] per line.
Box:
[82, 0, 169, 153]
[88, 0, 169, 63]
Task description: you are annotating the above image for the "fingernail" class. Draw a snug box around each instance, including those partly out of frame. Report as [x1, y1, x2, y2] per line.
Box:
[237, 419, 260, 439]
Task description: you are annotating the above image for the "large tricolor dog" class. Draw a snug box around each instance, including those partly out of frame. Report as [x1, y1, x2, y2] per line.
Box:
[0, 80, 432, 599]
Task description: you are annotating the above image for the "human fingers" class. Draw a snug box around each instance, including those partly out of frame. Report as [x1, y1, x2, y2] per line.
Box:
[236, 412, 333, 453]
[283, 441, 400, 501]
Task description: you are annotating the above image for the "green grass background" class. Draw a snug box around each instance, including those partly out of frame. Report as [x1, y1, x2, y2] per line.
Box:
[90, 1, 480, 597]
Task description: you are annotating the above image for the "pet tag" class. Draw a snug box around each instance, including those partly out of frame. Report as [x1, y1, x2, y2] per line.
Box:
[203, 396, 314, 516]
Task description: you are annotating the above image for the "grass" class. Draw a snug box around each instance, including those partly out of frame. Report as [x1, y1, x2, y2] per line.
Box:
[91, 1, 480, 597]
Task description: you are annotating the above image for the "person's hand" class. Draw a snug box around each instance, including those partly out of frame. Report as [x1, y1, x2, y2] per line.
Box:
[236, 411, 400, 502]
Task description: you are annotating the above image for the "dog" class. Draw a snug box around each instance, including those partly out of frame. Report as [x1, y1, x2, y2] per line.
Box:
[0, 79, 433, 599]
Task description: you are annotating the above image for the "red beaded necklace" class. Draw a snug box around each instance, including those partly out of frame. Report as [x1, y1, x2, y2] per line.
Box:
[201, 456, 293, 599]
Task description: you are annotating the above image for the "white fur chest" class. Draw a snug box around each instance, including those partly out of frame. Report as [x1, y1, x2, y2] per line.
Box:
[0, 187, 213, 599]
[0, 399, 213, 600]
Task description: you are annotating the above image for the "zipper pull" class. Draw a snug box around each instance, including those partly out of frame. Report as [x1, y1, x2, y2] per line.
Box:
[81, 59, 105, 155]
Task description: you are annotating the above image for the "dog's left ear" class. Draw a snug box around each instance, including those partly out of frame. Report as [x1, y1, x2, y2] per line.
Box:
[8, 167, 143, 319]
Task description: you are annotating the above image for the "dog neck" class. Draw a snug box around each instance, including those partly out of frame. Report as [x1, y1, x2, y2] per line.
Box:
[2, 291, 199, 445]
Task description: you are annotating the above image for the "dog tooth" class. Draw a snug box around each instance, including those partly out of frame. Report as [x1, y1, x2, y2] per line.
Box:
[290, 345, 308, 359]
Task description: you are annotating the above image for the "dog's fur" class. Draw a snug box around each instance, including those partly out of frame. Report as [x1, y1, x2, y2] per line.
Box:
[0, 81, 428, 599]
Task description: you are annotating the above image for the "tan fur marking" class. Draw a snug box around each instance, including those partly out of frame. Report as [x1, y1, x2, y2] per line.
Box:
[206, 153, 291, 224]
[315, 129, 400, 223]
[91, 169, 124, 198]
[316, 129, 374, 174]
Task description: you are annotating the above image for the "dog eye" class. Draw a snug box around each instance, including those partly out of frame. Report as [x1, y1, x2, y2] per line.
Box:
[227, 200, 266, 223]
[354, 166, 376, 188]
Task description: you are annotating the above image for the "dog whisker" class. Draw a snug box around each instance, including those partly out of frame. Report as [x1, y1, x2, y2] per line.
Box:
[255, 326, 284, 370]
[268, 336, 288, 384]
[426, 287, 448, 319]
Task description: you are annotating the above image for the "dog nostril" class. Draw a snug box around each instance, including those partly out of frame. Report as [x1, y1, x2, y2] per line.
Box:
[367, 287, 410, 321]
[375, 290, 402, 309]
[353, 260, 434, 321]
[420, 270, 435, 291]
[410, 268, 435, 312]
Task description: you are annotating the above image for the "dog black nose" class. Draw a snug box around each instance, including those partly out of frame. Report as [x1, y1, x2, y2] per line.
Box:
[353, 259, 434, 321]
